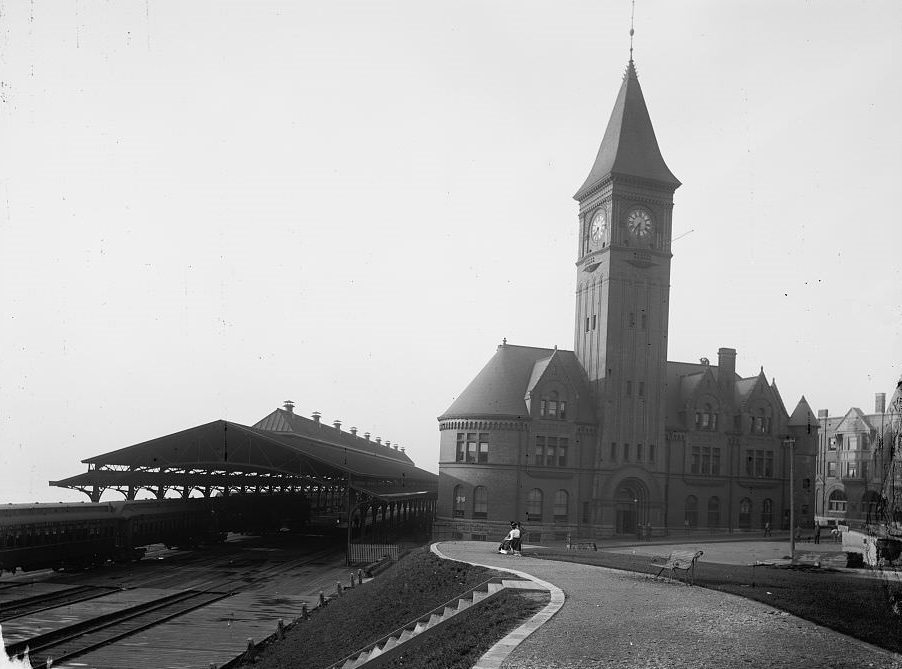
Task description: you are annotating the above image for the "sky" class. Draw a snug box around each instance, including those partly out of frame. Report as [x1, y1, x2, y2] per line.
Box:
[1, 1, 900, 504]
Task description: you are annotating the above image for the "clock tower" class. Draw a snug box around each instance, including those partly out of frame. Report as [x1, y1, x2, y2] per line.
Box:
[574, 59, 680, 522]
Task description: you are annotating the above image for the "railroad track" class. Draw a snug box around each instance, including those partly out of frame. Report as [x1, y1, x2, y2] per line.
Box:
[0, 585, 120, 621]
[4, 589, 230, 667]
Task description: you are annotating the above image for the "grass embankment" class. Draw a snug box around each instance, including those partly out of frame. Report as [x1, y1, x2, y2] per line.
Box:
[249, 549, 547, 669]
[530, 547, 902, 654]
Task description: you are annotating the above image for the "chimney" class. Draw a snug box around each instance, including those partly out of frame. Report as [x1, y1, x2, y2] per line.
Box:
[393, 444, 399, 450]
[717, 348, 737, 400]
[400, 446, 406, 453]
[375, 437, 382, 444]
[350, 427, 358, 437]
[283, 400, 295, 414]
[364, 432, 371, 441]
[333, 420, 342, 431]
[877, 393, 887, 414]
[385, 440, 391, 449]
[312, 411, 321, 424]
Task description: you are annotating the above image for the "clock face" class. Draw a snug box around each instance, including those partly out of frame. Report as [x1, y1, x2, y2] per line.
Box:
[590, 210, 607, 243]
[627, 209, 653, 238]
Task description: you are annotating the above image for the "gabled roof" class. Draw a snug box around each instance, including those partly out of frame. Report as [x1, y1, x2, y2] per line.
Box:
[789, 396, 818, 427]
[834, 407, 876, 434]
[734, 376, 762, 409]
[575, 60, 680, 200]
[439, 344, 594, 421]
[525, 356, 553, 397]
[51, 420, 437, 496]
[770, 379, 789, 417]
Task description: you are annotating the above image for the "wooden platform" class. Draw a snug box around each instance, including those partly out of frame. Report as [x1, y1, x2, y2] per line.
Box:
[53, 592, 309, 669]
[0, 582, 73, 605]
[1, 588, 172, 646]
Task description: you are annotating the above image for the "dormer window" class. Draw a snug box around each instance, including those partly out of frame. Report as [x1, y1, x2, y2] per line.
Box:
[750, 406, 772, 435]
[694, 403, 717, 431]
[540, 391, 567, 419]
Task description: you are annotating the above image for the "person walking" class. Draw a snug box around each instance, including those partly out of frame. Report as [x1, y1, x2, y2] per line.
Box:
[814, 524, 821, 544]
[764, 521, 771, 537]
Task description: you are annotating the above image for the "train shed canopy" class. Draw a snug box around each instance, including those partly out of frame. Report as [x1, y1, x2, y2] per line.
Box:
[51, 409, 437, 504]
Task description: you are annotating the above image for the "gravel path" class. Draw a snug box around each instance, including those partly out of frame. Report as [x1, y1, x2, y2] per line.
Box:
[435, 541, 902, 669]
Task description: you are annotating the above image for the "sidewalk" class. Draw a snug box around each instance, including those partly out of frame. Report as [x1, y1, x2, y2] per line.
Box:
[434, 540, 902, 669]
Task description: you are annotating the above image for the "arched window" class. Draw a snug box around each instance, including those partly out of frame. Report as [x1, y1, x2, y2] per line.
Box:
[527, 488, 543, 522]
[553, 490, 569, 522]
[707, 496, 720, 528]
[473, 486, 487, 519]
[452, 485, 466, 518]
[828, 489, 847, 513]
[761, 498, 773, 528]
[685, 495, 698, 527]
[739, 497, 752, 529]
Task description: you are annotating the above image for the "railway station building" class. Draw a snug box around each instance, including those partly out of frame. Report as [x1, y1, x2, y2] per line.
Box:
[435, 58, 817, 541]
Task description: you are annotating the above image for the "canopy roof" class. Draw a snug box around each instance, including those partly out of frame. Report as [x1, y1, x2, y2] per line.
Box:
[50, 420, 436, 501]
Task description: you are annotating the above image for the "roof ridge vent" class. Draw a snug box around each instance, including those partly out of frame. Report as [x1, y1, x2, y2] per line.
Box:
[333, 419, 342, 431]
[350, 427, 358, 437]
[312, 411, 321, 424]
[283, 400, 295, 414]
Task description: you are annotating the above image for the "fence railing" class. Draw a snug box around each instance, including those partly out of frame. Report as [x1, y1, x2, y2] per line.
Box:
[348, 543, 400, 563]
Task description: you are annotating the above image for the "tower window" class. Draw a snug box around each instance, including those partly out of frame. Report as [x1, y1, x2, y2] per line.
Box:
[592, 315, 597, 330]
[456, 432, 488, 463]
[637, 443, 643, 461]
[649, 444, 656, 463]
[585, 317, 590, 333]
[623, 443, 630, 461]
[638, 382, 645, 398]
[478, 433, 489, 463]
[610, 442, 617, 461]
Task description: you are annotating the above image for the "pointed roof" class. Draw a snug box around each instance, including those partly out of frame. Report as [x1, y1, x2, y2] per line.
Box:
[439, 344, 594, 420]
[789, 396, 818, 427]
[575, 60, 680, 200]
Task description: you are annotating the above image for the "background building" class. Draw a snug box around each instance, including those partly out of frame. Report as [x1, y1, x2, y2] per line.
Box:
[816, 392, 895, 528]
[435, 58, 816, 541]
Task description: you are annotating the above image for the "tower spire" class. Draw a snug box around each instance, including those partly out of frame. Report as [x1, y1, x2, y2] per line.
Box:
[629, 0, 636, 63]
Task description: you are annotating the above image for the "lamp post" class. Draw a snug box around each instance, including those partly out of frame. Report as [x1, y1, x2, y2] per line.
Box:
[784, 437, 796, 560]
[633, 498, 639, 539]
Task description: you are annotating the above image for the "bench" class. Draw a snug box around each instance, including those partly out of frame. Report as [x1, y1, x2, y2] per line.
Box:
[566, 535, 597, 551]
[650, 549, 704, 585]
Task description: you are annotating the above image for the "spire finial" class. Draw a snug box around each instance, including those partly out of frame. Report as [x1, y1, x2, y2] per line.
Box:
[629, 0, 636, 63]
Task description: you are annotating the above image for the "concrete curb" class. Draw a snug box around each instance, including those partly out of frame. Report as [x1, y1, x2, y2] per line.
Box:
[430, 542, 565, 669]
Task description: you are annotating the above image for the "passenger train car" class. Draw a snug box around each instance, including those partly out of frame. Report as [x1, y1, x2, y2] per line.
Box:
[0, 493, 310, 576]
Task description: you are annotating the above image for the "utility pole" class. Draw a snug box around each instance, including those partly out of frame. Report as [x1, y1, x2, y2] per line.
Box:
[785, 437, 796, 561]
